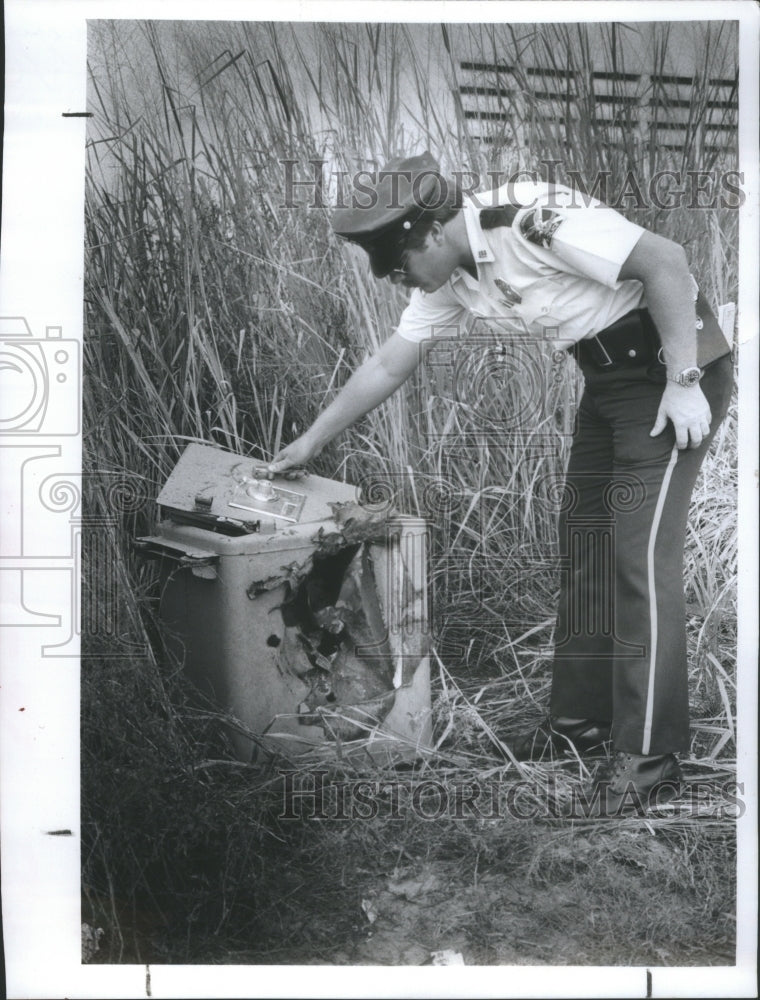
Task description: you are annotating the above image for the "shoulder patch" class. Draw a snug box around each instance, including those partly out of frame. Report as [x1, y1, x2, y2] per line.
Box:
[519, 206, 566, 249]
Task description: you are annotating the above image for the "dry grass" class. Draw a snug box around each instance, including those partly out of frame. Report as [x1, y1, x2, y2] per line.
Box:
[82, 20, 739, 966]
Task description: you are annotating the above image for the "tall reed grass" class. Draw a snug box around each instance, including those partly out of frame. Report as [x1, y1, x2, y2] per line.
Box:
[82, 20, 740, 963]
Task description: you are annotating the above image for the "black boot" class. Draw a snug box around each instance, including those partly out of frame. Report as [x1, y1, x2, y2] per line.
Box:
[511, 716, 611, 761]
[571, 750, 682, 818]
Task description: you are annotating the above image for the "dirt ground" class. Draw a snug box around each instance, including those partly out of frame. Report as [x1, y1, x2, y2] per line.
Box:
[238, 803, 737, 969]
[332, 859, 595, 967]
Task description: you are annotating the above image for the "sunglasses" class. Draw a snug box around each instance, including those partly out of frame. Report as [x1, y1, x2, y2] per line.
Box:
[388, 250, 412, 281]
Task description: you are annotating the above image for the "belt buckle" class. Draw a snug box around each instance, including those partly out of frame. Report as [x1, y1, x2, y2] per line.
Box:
[591, 335, 615, 368]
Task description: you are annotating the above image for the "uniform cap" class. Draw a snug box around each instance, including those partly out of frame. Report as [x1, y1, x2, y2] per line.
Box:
[331, 152, 448, 277]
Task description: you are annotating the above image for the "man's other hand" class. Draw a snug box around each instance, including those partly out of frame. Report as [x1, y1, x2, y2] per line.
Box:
[650, 383, 712, 450]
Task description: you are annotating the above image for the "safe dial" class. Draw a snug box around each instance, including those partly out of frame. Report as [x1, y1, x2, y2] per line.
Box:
[247, 479, 277, 502]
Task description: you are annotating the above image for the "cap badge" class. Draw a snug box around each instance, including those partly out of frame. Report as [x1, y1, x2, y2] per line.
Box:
[494, 277, 522, 307]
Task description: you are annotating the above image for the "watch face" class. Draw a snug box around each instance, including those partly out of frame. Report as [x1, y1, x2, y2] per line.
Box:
[678, 368, 702, 387]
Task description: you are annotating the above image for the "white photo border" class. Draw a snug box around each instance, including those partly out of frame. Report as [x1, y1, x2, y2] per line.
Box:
[1, 2, 757, 998]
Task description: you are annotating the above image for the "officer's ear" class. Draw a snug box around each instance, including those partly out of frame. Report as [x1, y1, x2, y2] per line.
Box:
[428, 221, 445, 245]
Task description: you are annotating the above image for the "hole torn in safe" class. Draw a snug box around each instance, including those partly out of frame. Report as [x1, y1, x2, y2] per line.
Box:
[278, 543, 397, 741]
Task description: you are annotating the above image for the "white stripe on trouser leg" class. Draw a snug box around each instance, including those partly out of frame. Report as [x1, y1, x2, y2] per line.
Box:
[642, 444, 680, 755]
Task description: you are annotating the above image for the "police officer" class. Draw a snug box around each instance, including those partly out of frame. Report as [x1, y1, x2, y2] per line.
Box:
[269, 153, 733, 815]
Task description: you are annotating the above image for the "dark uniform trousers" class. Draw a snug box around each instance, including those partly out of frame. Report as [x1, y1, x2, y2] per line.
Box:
[550, 353, 734, 756]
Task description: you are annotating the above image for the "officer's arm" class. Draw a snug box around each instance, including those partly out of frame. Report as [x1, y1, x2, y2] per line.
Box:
[618, 230, 696, 373]
[268, 332, 422, 473]
[619, 230, 712, 450]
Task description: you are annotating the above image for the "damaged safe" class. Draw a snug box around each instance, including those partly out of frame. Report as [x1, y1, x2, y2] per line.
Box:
[136, 443, 432, 762]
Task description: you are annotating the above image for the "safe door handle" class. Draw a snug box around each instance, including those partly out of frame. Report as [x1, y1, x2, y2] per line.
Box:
[133, 536, 219, 576]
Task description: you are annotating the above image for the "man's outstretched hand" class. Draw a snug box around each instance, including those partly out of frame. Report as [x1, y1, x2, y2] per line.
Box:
[267, 434, 318, 477]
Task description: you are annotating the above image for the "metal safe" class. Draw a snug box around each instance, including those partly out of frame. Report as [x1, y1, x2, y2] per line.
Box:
[136, 443, 432, 763]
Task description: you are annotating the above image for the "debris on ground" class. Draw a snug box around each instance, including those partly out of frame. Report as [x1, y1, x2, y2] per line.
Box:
[430, 949, 465, 965]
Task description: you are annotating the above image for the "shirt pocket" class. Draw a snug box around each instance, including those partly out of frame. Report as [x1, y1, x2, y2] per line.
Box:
[512, 283, 562, 330]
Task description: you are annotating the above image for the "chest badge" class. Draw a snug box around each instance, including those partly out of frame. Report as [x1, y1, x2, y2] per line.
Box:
[493, 277, 522, 307]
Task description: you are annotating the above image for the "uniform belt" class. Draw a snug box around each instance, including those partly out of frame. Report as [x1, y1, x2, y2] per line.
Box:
[575, 292, 731, 373]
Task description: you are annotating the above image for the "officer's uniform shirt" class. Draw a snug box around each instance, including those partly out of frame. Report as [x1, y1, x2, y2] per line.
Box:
[395, 182, 648, 351]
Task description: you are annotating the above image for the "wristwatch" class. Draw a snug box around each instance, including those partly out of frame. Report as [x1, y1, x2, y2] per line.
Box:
[667, 366, 703, 388]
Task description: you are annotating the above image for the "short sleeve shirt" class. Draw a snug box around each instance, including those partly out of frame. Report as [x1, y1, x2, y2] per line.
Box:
[395, 181, 648, 351]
